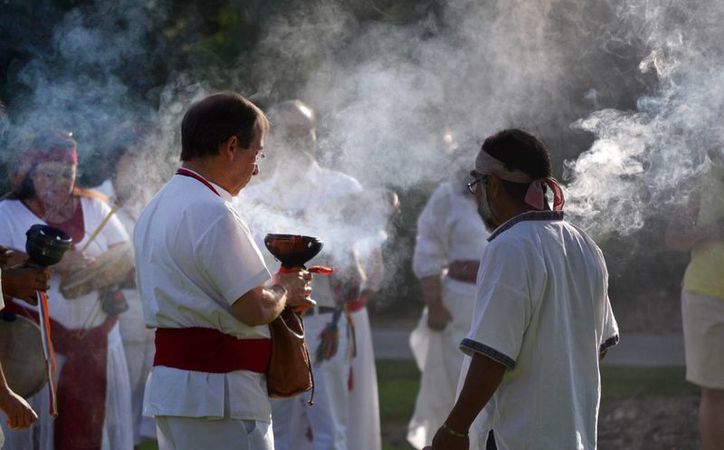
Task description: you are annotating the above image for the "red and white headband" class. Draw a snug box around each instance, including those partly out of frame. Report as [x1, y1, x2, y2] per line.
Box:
[475, 150, 565, 211]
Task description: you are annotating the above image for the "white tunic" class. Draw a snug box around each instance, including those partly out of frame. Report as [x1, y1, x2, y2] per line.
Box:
[133, 172, 273, 424]
[460, 211, 619, 450]
[0, 197, 134, 450]
[407, 182, 488, 449]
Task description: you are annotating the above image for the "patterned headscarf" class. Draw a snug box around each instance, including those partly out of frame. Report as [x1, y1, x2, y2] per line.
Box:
[475, 150, 565, 211]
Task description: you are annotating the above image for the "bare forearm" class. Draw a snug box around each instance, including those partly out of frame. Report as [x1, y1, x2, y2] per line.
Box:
[444, 353, 506, 433]
[420, 275, 443, 307]
[231, 285, 287, 326]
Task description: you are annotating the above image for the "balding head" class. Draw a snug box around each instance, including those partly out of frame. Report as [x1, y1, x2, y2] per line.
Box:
[269, 100, 317, 158]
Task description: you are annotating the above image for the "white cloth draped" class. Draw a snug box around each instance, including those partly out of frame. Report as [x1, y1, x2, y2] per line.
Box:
[346, 308, 381, 450]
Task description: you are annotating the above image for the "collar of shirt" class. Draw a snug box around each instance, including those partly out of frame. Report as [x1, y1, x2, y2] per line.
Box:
[487, 210, 565, 242]
[178, 168, 234, 202]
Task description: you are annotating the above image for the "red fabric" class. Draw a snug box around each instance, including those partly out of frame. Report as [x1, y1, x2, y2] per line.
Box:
[25, 148, 78, 166]
[3, 300, 116, 450]
[47, 201, 85, 244]
[346, 291, 369, 313]
[154, 328, 272, 374]
[176, 168, 220, 196]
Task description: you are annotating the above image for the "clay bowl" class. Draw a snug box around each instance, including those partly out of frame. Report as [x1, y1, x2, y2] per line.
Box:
[264, 234, 323, 269]
[25, 224, 73, 267]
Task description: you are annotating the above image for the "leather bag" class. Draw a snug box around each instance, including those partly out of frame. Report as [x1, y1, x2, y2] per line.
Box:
[267, 307, 315, 404]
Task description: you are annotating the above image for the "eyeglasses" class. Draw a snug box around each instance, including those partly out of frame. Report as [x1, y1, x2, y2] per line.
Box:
[467, 175, 487, 194]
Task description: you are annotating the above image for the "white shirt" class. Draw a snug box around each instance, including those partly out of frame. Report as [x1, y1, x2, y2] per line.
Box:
[133, 171, 273, 421]
[241, 161, 363, 307]
[461, 211, 618, 450]
[413, 182, 488, 279]
[0, 197, 129, 329]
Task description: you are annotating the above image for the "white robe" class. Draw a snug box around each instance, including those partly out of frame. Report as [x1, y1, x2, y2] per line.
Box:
[0, 197, 134, 450]
[240, 161, 363, 450]
[407, 182, 488, 449]
[95, 179, 157, 444]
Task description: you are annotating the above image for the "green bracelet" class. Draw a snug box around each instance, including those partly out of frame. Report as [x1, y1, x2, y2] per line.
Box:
[442, 422, 468, 438]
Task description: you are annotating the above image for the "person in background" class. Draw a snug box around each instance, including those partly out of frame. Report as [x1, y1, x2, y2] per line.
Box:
[0, 129, 134, 449]
[242, 99, 363, 450]
[133, 92, 313, 450]
[95, 125, 157, 448]
[407, 144, 489, 449]
[0, 260, 52, 446]
[344, 187, 399, 450]
[426, 129, 618, 450]
[666, 154, 724, 450]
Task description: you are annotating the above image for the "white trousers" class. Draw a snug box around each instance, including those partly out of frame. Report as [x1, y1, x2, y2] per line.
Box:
[156, 416, 273, 450]
[346, 308, 381, 450]
[272, 312, 350, 450]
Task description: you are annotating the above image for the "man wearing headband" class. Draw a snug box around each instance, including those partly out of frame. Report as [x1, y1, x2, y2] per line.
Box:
[426, 129, 618, 450]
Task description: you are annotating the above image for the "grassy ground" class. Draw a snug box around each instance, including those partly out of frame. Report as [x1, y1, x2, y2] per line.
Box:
[140, 362, 698, 450]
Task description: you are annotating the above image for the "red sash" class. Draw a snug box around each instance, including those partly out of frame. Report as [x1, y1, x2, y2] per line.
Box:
[3, 300, 117, 450]
[154, 328, 271, 373]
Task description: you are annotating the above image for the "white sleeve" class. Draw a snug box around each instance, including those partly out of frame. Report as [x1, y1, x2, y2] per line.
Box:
[596, 248, 619, 353]
[600, 296, 619, 352]
[460, 241, 537, 370]
[412, 186, 450, 279]
[193, 207, 271, 305]
[99, 202, 130, 247]
[84, 197, 129, 248]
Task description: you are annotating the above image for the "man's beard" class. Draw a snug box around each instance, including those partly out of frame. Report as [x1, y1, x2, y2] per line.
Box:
[476, 187, 499, 232]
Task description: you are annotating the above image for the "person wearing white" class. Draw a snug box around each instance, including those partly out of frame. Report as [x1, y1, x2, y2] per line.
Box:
[0, 130, 133, 450]
[0, 263, 52, 446]
[95, 140, 157, 446]
[133, 93, 312, 450]
[241, 100, 362, 450]
[407, 180, 488, 449]
[427, 130, 618, 450]
[346, 196, 395, 450]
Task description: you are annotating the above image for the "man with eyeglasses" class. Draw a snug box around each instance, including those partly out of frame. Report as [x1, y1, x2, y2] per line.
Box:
[426, 129, 618, 450]
[133, 92, 314, 450]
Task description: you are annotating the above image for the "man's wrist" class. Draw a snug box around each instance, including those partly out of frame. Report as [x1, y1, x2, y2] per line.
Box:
[441, 422, 468, 438]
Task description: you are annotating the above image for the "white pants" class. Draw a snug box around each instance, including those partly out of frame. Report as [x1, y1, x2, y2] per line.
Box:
[272, 312, 350, 450]
[156, 416, 273, 450]
[346, 308, 381, 450]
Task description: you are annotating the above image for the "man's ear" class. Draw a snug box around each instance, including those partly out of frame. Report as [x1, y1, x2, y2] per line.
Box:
[219, 135, 237, 161]
[487, 173, 503, 200]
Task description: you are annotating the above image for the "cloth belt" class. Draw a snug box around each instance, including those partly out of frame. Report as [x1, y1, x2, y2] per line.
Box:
[154, 327, 272, 374]
[345, 291, 370, 313]
[3, 300, 117, 450]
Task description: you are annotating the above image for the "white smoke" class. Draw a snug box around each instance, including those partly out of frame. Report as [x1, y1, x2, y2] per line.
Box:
[565, 1, 724, 236]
